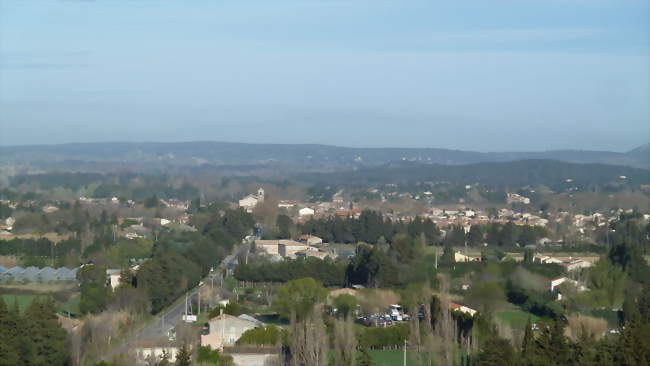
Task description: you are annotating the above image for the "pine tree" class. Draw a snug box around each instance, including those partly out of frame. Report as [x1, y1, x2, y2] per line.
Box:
[24, 298, 67, 366]
[0, 298, 20, 366]
[475, 337, 515, 366]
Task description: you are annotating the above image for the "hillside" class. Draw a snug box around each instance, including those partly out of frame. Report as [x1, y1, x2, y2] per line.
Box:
[296, 159, 650, 190]
[0, 141, 648, 169]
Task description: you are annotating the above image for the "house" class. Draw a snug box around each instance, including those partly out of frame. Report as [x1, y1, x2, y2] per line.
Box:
[134, 344, 180, 364]
[277, 200, 297, 209]
[296, 249, 330, 260]
[279, 242, 311, 259]
[562, 259, 593, 272]
[239, 188, 265, 211]
[298, 235, 323, 246]
[202, 313, 261, 350]
[226, 347, 281, 366]
[329, 288, 359, 298]
[454, 252, 481, 262]
[42, 205, 59, 214]
[255, 239, 309, 258]
[107, 269, 122, 290]
[448, 302, 477, 317]
[534, 255, 563, 264]
[3, 217, 15, 230]
[550, 277, 589, 294]
[254, 240, 282, 255]
[125, 232, 143, 240]
[298, 207, 315, 217]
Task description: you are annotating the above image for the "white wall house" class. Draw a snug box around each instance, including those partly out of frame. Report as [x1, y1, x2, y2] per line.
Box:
[202, 313, 261, 350]
[298, 207, 315, 217]
[239, 188, 265, 211]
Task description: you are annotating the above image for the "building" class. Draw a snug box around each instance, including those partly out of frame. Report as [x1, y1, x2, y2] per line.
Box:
[277, 200, 297, 209]
[134, 344, 180, 364]
[107, 269, 122, 290]
[202, 313, 261, 350]
[448, 302, 477, 316]
[454, 252, 481, 262]
[279, 241, 311, 259]
[562, 259, 593, 272]
[298, 235, 323, 246]
[239, 188, 265, 211]
[298, 207, 315, 217]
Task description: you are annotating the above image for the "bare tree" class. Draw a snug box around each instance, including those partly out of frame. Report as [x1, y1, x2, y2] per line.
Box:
[290, 307, 328, 366]
[332, 316, 358, 366]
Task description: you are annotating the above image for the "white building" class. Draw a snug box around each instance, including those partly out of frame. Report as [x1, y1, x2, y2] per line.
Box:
[239, 188, 265, 211]
[202, 313, 261, 350]
[106, 269, 122, 290]
[298, 207, 315, 217]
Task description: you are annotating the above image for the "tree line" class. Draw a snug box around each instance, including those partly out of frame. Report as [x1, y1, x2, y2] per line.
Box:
[0, 297, 68, 366]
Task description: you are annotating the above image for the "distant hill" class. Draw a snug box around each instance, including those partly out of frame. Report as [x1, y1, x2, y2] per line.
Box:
[0, 141, 648, 170]
[297, 159, 650, 190]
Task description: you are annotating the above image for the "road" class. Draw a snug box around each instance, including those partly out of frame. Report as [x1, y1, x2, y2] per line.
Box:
[102, 244, 247, 361]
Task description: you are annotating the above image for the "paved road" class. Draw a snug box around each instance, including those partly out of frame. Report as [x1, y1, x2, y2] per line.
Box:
[103, 244, 246, 361]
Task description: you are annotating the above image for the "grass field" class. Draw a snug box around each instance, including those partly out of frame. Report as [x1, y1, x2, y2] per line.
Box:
[1, 294, 40, 313]
[497, 309, 540, 329]
[368, 350, 428, 366]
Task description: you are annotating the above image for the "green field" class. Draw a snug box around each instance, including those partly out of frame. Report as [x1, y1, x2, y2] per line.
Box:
[497, 309, 540, 329]
[1, 294, 40, 313]
[368, 350, 428, 366]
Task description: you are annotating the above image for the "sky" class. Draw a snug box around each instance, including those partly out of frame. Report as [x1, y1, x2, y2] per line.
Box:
[0, 0, 648, 152]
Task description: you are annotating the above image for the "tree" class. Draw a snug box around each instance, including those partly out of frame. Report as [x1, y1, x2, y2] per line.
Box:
[390, 233, 418, 263]
[238, 325, 284, 346]
[290, 307, 328, 366]
[77, 264, 110, 314]
[24, 298, 67, 366]
[144, 195, 160, 208]
[277, 214, 293, 239]
[0, 298, 20, 366]
[475, 337, 515, 366]
[467, 225, 483, 246]
[332, 294, 358, 319]
[356, 347, 374, 366]
[331, 317, 357, 366]
[275, 278, 327, 320]
[175, 343, 191, 366]
[197, 346, 224, 365]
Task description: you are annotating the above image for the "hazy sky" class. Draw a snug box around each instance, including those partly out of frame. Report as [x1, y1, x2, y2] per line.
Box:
[1, 0, 648, 151]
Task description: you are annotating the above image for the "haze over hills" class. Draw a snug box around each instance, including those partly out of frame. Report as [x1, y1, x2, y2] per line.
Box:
[0, 141, 648, 170]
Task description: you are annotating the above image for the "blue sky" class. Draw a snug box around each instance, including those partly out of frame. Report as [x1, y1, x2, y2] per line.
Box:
[0, 0, 648, 151]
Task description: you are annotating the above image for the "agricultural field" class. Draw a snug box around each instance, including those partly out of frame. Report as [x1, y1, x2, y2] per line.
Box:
[1, 294, 40, 313]
[497, 309, 541, 330]
[368, 350, 429, 366]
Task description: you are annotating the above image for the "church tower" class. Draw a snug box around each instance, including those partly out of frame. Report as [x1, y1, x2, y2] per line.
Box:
[257, 188, 265, 202]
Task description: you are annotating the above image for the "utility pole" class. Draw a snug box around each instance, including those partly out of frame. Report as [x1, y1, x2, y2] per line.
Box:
[435, 251, 438, 269]
[403, 339, 407, 366]
[198, 289, 201, 315]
